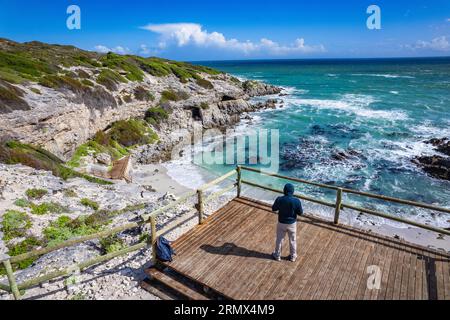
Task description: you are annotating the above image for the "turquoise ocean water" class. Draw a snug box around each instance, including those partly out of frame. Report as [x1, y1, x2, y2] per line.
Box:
[188, 58, 450, 228]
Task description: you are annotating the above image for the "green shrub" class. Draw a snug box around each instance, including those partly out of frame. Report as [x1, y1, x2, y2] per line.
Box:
[81, 79, 94, 87]
[196, 78, 214, 89]
[123, 94, 132, 103]
[161, 89, 189, 102]
[63, 189, 78, 198]
[25, 188, 48, 199]
[30, 87, 41, 94]
[134, 86, 155, 101]
[200, 102, 209, 110]
[1, 210, 31, 240]
[14, 198, 31, 208]
[38, 75, 85, 92]
[0, 140, 111, 185]
[43, 210, 113, 247]
[99, 235, 125, 254]
[6, 237, 43, 270]
[43, 215, 104, 247]
[108, 119, 158, 147]
[145, 107, 170, 125]
[80, 198, 99, 211]
[96, 69, 127, 91]
[100, 53, 144, 82]
[30, 202, 68, 215]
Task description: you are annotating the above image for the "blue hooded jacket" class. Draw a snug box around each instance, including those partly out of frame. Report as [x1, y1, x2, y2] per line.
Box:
[272, 183, 303, 224]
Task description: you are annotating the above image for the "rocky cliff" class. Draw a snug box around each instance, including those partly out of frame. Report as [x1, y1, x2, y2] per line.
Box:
[0, 39, 281, 164]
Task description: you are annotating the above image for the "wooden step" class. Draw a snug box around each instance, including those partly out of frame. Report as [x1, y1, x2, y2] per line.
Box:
[144, 268, 210, 300]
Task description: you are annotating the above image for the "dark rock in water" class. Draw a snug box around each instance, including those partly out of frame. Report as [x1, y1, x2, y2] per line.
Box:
[331, 148, 365, 161]
[424, 137, 450, 156]
[310, 124, 362, 140]
[413, 155, 450, 181]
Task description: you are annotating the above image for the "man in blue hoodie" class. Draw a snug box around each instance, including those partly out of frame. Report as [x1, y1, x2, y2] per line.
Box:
[271, 183, 303, 262]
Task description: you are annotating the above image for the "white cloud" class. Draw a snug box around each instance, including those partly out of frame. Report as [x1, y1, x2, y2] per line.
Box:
[94, 45, 131, 55]
[141, 23, 325, 56]
[138, 44, 159, 56]
[414, 36, 450, 51]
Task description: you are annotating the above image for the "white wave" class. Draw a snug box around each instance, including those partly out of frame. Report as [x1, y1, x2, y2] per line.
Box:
[410, 121, 450, 139]
[390, 91, 399, 94]
[288, 94, 408, 120]
[351, 73, 415, 79]
[279, 86, 309, 95]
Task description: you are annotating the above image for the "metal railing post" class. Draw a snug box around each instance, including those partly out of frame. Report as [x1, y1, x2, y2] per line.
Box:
[197, 190, 204, 224]
[2, 258, 21, 300]
[150, 216, 157, 265]
[334, 188, 343, 225]
[236, 166, 242, 198]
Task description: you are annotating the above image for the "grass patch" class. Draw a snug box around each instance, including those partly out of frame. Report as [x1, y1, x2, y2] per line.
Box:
[30, 87, 41, 94]
[43, 214, 106, 247]
[14, 198, 31, 208]
[81, 79, 94, 87]
[99, 235, 125, 254]
[196, 78, 214, 89]
[145, 107, 170, 125]
[1, 210, 31, 241]
[200, 102, 209, 110]
[0, 140, 112, 185]
[100, 53, 144, 82]
[5, 237, 43, 271]
[160, 89, 189, 102]
[134, 86, 155, 101]
[25, 188, 48, 200]
[108, 119, 158, 147]
[80, 198, 100, 211]
[63, 189, 78, 198]
[30, 202, 68, 215]
[96, 69, 127, 91]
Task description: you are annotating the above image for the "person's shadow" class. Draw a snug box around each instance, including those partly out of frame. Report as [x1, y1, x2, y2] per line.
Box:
[200, 242, 272, 260]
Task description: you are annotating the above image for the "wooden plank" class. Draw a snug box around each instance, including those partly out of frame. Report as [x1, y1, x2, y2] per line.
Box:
[145, 268, 209, 300]
[152, 198, 450, 301]
[281, 220, 339, 299]
[332, 226, 364, 300]
[246, 218, 316, 300]
[302, 223, 353, 300]
[340, 231, 376, 300]
[262, 217, 327, 300]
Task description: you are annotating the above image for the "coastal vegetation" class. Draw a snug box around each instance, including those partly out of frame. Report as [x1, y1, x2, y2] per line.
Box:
[1, 209, 31, 241]
[145, 106, 170, 126]
[67, 119, 158, 168]
[0, 140, 112, 184]
[0, 38, 222, 115]
[80, 198, 100, 211]
[25, 188, 48, 199]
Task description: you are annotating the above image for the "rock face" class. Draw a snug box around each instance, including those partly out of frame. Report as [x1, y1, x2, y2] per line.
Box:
[414, 155, 450, 181]
[0, 39, 281, 162]
[413, 138, 450, 181]
[425, 138, 450, 156]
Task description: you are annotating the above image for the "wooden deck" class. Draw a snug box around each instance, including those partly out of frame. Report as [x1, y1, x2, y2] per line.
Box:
[150, 197, 450, 300]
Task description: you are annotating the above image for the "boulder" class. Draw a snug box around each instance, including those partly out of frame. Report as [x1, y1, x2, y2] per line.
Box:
[413, 155, 450, 181]
[425, 137, 450, 156]
[95, 153, 112, 165]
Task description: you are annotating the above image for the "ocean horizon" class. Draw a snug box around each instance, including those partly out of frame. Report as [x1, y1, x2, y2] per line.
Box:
[168, 57, 450, 229]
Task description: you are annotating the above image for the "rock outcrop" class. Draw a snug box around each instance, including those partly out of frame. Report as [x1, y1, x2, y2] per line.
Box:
[413, 138, 450, 181]
[0, 39, 281, 162]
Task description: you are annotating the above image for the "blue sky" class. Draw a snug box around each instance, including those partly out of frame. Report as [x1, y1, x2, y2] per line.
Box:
[0, 0, 449, 60]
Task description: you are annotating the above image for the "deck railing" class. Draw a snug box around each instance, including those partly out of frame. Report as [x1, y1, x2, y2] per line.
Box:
[2, 165, 449, 300]
[0, 169, 238, 300]
[238, 165, 450, 237]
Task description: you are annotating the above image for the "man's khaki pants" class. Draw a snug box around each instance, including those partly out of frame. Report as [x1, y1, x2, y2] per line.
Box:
[274, 222, 297, 259]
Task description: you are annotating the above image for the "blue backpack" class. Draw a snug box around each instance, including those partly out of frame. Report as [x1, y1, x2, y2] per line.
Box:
[156, 236, 175, 262]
